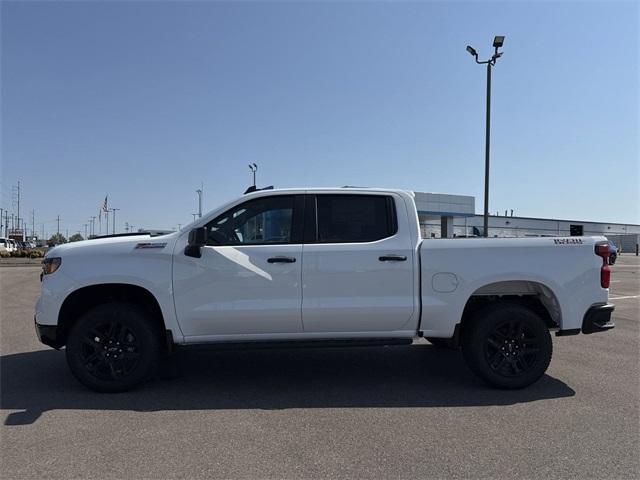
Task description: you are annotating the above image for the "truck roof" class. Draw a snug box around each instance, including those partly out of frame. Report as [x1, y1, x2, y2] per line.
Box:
[243, 186, 416, 197]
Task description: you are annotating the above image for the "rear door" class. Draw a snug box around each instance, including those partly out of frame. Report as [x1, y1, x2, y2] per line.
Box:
[301, 193, 416, 333]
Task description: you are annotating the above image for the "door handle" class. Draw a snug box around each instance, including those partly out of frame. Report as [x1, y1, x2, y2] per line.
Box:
[379, 255, 407, 262]
[267, 256, 297, 263]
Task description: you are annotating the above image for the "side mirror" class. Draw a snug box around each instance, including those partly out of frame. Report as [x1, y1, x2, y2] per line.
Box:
[188, 227, 206, 247]
[185, 227, 206, 258]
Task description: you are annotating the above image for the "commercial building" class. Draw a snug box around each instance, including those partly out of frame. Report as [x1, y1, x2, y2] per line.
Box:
[414, 191, 640, 252]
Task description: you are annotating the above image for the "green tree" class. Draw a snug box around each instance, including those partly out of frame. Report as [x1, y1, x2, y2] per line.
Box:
[69, 233, 84, 242]
[48, 233, 67, 244]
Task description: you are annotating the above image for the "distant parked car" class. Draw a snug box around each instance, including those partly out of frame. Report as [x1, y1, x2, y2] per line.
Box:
[0, 237, 8, 253]
[8, 239, 17, 252]
[607, 240, 618, 265]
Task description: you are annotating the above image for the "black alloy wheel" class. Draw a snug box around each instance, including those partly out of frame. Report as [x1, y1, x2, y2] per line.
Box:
[66, 302, 161, 392]
[484, 319, 541, 377]
[462, 303, 553, 389]
[79, 320, 142, 382]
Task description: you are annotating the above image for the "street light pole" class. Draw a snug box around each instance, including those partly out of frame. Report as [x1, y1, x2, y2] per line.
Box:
[248, 163, 257, 187]
[111, 208, 120, 235]
[484, 59, 492, 239]
[196, 187, 203, 218]
[466, 36, 505, 238]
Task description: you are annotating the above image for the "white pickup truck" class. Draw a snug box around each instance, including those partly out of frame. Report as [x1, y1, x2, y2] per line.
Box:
[35, 188, 615, 392]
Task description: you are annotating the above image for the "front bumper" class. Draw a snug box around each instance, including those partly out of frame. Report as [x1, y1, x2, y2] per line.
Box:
[34, 316, 63, 349]
[582, 303, 615, 334]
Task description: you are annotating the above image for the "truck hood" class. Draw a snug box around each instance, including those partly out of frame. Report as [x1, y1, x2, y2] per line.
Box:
[45, 232, 180, 259]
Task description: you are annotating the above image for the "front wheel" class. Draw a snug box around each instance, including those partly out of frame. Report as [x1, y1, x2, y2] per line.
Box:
[66, 302, 161, 392]
[461, 303, 552, 389]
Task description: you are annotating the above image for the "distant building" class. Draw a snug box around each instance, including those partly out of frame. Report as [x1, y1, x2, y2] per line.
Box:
[413, 191, 639, 252]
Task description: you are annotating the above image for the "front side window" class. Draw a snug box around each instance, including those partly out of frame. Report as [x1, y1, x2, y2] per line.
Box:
[205, 196, 295, 246]
[316, 194, 397, 243]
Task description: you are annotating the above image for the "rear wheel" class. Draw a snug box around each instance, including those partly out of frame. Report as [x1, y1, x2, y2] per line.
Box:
[462, 303, 552, 389]
[66, 302, 161, 392]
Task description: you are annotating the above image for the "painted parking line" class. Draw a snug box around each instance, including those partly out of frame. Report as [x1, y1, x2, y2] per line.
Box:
[609, 295, 640, 300]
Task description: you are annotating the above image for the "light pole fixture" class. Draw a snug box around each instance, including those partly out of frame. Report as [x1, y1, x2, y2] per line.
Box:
[466, 35, 505, 238]
[196, 188, 203, 218]
[248, 163, 258, 187]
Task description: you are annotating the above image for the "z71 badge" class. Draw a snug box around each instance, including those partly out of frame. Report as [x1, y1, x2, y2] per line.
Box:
[553, 238, 583, 245]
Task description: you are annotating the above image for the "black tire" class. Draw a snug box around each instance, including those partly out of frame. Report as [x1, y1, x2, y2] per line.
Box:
[426, 337, 456, 349]
[65, 302, 161, 392]
[461, 303, 552, 389]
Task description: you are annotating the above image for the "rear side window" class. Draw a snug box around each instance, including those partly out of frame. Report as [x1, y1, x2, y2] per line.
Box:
[316, 194, 397, 243]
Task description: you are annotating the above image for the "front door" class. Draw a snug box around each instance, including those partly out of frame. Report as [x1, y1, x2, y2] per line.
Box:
[173, 194, 304, 338]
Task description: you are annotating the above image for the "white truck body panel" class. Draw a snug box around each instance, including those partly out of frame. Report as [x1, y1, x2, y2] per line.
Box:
[419, 236, 607, 337]
[300, 191, 418, 335]
[36, 234, 184, 341]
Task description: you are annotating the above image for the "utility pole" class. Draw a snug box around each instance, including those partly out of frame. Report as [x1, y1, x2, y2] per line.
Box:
[466, 36, 505, 238]
[31, 210, 35, 240]
[105, 210, 109, 236]
[90, 216, 96, 237]
[5, 210, 9, 237]
[17, 180, 20, 232]
[196, 184, 203, 218]
[56, 215, 60, 235]
[84, 224, 88, 239]
[12, 180, 21, 235]
[0, 208, 3, 237]
[111, 208, 120, 234]
[41, 224, 45, 242]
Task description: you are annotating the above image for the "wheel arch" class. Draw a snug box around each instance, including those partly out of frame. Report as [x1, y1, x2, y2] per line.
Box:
[58, 283, 168, 348]
[454, 280, 562, 347]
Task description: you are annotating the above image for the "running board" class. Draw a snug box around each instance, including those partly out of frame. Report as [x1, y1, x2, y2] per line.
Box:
[178, 337, 413, 351]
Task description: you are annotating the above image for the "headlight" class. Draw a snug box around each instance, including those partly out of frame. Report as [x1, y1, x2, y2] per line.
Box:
[42, 257, 61, 276]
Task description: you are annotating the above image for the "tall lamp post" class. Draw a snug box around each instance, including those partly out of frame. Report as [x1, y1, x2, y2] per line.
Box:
[248, 163, 258, 187]
[466, 35, 505, 238]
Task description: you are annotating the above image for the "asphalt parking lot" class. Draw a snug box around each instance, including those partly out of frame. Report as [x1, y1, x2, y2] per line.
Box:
[1, 256, 638, 479]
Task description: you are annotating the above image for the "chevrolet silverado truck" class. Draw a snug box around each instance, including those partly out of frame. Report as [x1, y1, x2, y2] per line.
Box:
[35, 188, 615, 392]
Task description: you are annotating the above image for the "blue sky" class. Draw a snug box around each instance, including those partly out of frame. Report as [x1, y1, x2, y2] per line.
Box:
[1, 0, 638, 237]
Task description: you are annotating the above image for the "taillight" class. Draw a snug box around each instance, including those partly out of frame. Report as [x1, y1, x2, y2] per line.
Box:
[601, 264, 611, 289]
[595, 242, 611, 288]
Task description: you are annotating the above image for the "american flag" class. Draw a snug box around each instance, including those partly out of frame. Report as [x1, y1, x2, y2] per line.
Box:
[102, 196, 108, 213]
